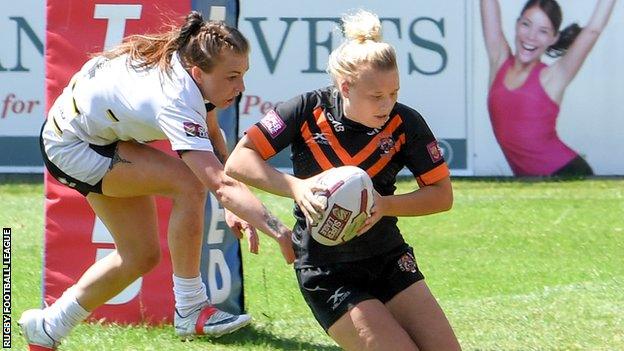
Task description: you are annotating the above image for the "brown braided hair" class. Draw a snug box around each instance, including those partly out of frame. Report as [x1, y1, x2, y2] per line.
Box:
[100, 11, 249, 74]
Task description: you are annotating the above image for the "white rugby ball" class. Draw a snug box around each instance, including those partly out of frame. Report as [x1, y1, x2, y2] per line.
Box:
[309, 166, 374, 246]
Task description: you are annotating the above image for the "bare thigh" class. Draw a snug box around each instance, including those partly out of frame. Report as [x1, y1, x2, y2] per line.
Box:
[328, 299, 418, 351]
[386, 280, 461, 351]
[100, 141, 205, 199]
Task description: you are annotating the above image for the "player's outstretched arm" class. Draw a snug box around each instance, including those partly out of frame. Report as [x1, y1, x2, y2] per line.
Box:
[182, 149, 295, 264]
[225, 135, 326, 225]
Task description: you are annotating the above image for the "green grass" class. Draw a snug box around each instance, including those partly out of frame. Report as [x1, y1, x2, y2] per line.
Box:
[4, 178, 624, 350]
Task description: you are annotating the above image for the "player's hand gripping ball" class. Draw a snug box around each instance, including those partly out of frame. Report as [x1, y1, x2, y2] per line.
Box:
[309, 166, 374, 246]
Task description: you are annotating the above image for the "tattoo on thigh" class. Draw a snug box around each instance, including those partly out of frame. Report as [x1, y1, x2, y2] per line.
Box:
[109, 146, 132, 170]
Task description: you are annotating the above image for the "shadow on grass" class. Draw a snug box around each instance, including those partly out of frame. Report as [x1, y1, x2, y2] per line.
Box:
[207, 324, 341, 350]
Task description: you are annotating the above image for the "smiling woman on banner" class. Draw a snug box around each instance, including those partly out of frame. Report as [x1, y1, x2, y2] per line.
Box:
[481, 0, 617, 176]
[19, 11, 295, 350]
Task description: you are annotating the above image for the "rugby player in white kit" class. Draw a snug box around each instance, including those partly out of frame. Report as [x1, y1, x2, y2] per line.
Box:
[19, 11, 295, 350]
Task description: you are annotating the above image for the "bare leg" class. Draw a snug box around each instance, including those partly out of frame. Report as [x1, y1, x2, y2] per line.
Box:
[386, 280, 461, 351]
[328, 299, 418, 351]
[75, 194, 161, 310]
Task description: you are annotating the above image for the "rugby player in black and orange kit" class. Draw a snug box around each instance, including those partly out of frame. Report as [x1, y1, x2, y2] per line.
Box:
[226, 10, 461, 351]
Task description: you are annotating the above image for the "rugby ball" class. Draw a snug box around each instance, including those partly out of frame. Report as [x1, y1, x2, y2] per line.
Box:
[309, 166, 374, 246]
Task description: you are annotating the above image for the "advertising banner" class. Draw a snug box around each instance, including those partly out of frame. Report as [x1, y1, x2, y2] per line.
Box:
[238, 0, 471, 174]
[0, 1, 45, 171]
[3, 1, 623, 174]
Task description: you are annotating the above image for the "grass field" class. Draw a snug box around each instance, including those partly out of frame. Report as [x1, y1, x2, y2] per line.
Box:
[4, 177, 624, 350]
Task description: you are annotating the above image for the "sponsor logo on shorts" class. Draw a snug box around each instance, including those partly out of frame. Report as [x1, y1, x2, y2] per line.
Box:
[183, 122, 208, 139]
[327, 286, 351, 310]
[259, 110, 286, 138]
[397, 252, 418, 274]
[427, 141, 443, 163]
[317, 204, 352, 241]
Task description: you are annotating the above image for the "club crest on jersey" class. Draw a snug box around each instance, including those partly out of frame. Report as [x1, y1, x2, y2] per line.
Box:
[260, 110, 286, 138]
[397, 252, 418, 273]
[378, 137, 395, 154]
[317, 204, 353, 241]
[183, 122, 208, 139]
[427, 141, 443, 162]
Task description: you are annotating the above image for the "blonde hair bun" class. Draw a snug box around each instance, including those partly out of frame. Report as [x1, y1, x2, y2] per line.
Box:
[327, 9, 396, 84]
[342, 10, 382, 43]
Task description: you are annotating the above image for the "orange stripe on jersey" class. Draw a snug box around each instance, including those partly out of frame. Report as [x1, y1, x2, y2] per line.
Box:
[317, 111, 404, 165]
[353, 115, 403, 164]
[246, 125, 276, 160]
[417, 163, 450, 186]
[365, 133, 406, 178]
[316, 110, 350, 163]
[301, 121, 334, 170]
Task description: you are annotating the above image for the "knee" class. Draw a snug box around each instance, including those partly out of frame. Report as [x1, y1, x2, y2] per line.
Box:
[124, 246, 161, 276]
[172, 173, 207, 205]
[356, 327, 384, 350]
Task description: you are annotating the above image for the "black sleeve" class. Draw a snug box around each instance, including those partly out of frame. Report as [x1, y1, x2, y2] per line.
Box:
[398, 104, 450, 185]
[244, 92, 314, 160]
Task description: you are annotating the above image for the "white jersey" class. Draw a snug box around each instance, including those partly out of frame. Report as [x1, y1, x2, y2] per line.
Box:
[50, 52, 213, 152]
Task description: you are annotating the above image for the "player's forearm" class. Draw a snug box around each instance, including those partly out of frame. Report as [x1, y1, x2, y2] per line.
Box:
[182, 150, 289, 241]
[206, 110, 229, 163]
[225, 141, 299, 199]
[381, 177, 453, 217]
[215, 179, 291, 241]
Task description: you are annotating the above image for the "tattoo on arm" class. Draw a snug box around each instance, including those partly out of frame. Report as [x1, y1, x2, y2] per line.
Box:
[262, 205, 282, 234]
[109, 145, 132, 170]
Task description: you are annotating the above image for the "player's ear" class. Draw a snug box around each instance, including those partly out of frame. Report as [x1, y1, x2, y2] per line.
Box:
[190, 66, 204, 86]
[339, 79, 350, 98]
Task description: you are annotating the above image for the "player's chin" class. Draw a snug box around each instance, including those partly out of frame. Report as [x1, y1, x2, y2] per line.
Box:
[216, 98, 235, 109]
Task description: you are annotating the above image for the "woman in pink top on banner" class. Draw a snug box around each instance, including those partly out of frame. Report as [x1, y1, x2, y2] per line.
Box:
[480, 0, 616, 176]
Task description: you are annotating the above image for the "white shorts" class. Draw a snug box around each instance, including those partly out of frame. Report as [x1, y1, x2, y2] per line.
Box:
[40, 96, 117, 195]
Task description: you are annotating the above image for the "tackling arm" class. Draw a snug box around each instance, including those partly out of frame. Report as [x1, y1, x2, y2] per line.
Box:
[225, 135, 326, 225]
[182, 149, 295, 263]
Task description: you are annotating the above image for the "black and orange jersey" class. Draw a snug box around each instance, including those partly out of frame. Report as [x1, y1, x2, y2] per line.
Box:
[246, 86, 449, 267]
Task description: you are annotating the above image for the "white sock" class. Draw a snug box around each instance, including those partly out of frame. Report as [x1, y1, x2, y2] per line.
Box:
[43, 287, 90, 341]
[172, 275, 209, 316]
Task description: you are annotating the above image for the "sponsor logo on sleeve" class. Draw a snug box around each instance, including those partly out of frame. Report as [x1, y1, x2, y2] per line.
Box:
[259, 110, 286, 138]
[426, 141, 443, 163]
[183, 122, 208, 139]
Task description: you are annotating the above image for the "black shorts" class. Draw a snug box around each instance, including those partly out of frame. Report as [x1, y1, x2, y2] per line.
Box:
[39, 122, 117, 196]
[295, 244, 425, 332]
